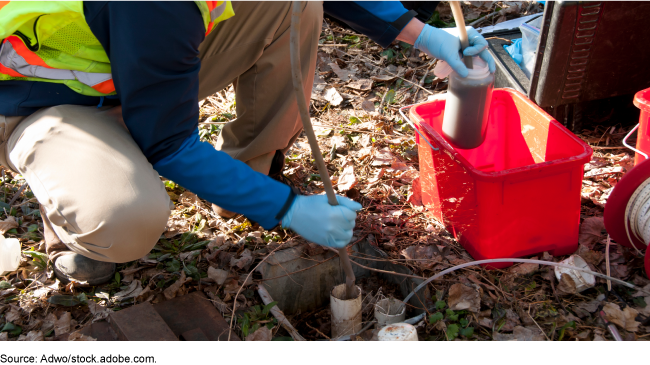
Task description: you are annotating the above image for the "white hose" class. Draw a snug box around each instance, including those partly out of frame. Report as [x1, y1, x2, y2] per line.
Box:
[625, 177, 650, 255]
[401, 258, 650, 308]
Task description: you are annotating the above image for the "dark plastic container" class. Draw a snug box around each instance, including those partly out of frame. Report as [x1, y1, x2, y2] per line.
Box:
[411, 89, 593, 268]
[485, 1, 650, 130]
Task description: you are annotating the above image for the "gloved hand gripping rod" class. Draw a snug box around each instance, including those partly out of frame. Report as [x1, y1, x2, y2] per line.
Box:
[289, 1, 356, 300]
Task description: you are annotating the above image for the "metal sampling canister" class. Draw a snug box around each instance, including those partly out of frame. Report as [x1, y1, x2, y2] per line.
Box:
[440, 56, 494, 149]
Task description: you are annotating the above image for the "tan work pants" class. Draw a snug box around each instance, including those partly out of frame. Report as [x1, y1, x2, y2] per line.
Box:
[0, 1, 322, 263]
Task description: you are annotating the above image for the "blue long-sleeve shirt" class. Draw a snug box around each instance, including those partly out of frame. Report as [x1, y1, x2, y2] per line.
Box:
[0, 1, 414, 227]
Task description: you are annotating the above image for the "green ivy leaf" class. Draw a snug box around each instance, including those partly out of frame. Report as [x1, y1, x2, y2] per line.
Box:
[460, 327, 474, 338]
[459, 318, 469, 328]
[1, 322, 22, 337]
[385, 89, 396, 104]
[262, 301, 278, 316]
[27, 224, 38, 233]
[446, 324, 459, 341]
[47, 295, 82, 307]
[380, 49, 396, 61]
[633, 297, 647, 308]
[0, 281, 11, 289]
[435, 300, 446, 310]
[183, 240, 210, 252]
[183, 263, 200, 281]
[558, 321, 576, 341]
[343, 35, 360, 43]
[77, 292, 88, 305]
[165, 259, 181, 273]
[445, 309, 458, 322]
[428, 312, 443, 324]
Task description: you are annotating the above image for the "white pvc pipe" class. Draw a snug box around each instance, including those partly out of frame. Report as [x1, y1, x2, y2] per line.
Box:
[331, 284, 362, 338]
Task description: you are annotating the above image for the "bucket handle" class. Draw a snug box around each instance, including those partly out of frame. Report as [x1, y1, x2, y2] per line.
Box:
[622, 123, 648, 160]
[399, 104, 439, 151]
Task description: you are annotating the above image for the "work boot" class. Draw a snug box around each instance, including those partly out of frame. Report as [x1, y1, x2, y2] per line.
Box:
[40, 206, 115, 285]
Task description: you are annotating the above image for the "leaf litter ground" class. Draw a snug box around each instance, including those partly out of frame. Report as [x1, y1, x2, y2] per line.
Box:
[1, 2, 649, 342]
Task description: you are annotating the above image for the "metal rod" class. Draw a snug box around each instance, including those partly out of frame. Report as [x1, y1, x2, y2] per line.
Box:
[622, 123, 648, 160]
[399, 104, 440, 151]
[289, 1, 356, 300]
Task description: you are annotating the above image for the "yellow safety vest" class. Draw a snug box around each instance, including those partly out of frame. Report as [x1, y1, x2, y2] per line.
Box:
[0, 1, 233, 96]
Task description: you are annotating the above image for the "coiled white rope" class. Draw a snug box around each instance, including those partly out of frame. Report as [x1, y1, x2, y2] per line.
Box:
[624, 177, 650, 255]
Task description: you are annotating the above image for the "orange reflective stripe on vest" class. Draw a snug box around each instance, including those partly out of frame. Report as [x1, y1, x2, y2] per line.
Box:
[203, 1, 228, 36]
[0, 37, 115, 93]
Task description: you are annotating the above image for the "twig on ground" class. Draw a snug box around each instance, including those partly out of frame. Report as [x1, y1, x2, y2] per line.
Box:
[305, 322, 330, 340]
[228, 243, 285, 341]
[257, 284, 306, 341]
[470, 11, 500, 27]
[528, 304, 551, 341]
[8, 183, 28, 206]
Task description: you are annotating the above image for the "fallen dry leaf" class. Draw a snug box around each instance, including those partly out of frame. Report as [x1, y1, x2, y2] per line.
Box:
[112, 280, 143, 302]
[179, 191, 202, 207]
[41, 313, 57, 335]
[575, 294, 605, 313]
[361, 100, 375, 113]
[205, 289, 231, 313]
[399, 169, 418, 184]
[245, 326, 272, 341]
[578, 217, 604, 249]
[584, 166, 624, 178]
[323, 87, 343, 106]
[5, 306, 21, 323]
[448, 283, 481, 312]
[493, 326, 546, 341]
[54, 312, 71, 337]
[372, 148, 396, 166]
[508, 263, 539, 276]
[88, 301, 111, 322]
[230, 249, 253, 271]
[602, 302, 640, 332]
[23, 331, 43, 341]
[407, 177, 422, 206]
[328, 62, 352, 82]
[370, 74, 396, 82]
[208, 267, 229, 285]
[347, 79, 372, 91]
[163, 271, 190, 300]
[557, 273, 578, 295]
[68, 330, 96, 341]
[401, 245, 438, 261]
[0, 216, 18, 235]
[337, 161, 358, 192]
[0, 332, 7, 341]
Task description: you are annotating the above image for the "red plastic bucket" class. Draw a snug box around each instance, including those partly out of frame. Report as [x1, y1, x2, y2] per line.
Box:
[632, 88, 650, 165]
[410, 89, 593, 268]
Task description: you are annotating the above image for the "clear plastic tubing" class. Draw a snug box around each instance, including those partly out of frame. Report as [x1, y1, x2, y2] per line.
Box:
[442, 56, 494, 149]
[402, 258, 650, 307]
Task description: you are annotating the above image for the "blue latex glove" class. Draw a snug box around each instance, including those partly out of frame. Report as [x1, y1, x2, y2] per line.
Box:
[504, 38, 523, 65]
[415, 24, 496, 77]
[281, 195, 362, 248]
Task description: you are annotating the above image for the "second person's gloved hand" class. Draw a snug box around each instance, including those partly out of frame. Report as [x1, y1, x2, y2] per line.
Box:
[282, 194, 362, 249]
[415, 24, 496, 77]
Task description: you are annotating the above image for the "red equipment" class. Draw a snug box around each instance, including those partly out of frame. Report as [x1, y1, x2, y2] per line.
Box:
[606, 87, 650, 279]
[409, 89, 592, 268]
